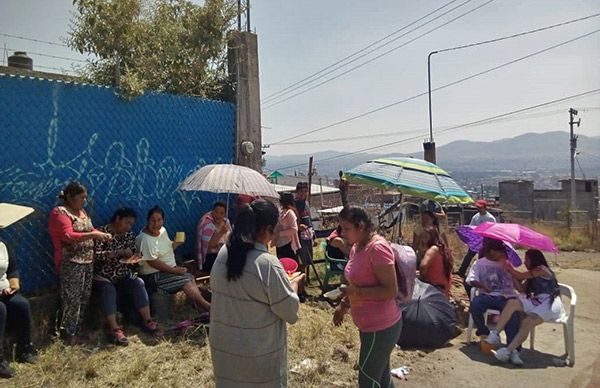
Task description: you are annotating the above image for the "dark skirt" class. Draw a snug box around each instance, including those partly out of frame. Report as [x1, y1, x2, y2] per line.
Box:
[276, 243, 298, 263]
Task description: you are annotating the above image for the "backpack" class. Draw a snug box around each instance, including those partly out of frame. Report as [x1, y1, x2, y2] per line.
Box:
[390, 243, 417, 305]
[370, 236, 416, 305]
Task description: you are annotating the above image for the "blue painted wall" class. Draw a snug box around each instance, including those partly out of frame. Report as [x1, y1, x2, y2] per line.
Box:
[0, 73, 236, 294]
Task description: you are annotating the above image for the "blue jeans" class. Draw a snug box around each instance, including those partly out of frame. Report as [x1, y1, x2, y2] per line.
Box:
[470, 294, 521, 349]
[93, 277, 149, 319]
[0, 293, 32, 350]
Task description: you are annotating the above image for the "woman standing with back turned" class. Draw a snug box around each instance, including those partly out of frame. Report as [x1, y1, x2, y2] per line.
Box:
[209, 199, 305, 387]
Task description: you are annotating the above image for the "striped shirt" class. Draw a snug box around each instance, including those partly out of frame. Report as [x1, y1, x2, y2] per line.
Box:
[209, 243, 300, 388]
[197, 212, 231, 269]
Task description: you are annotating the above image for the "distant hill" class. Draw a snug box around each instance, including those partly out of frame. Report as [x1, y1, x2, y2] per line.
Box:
[265, 131, 600, 180]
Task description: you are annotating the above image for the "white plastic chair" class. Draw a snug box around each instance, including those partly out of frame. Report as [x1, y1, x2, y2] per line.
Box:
[529, 283, 577, 366]
[466, 287, 500, 344]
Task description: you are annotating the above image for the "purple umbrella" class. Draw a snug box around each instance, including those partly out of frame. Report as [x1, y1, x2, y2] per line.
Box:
[456, 225, 522, 266]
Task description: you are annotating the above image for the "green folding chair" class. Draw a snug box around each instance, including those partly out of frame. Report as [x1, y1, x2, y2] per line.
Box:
[320, 240, 348, 289]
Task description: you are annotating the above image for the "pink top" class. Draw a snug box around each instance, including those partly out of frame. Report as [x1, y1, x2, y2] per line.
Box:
[420, 250, 450, 297]
[344, 236, 401, 332]
[48, 206, 96, 270]
[197, 212, 231, 269]
[273, 208, 300, 252]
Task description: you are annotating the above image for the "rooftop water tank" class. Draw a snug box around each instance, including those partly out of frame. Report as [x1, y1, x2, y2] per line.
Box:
[7, 51, 33, 70]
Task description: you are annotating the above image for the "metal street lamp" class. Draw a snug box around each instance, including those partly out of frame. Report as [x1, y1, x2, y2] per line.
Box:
[427, 50, 439, 144]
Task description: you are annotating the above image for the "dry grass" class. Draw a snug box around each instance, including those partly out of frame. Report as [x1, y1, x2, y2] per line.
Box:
[6, 227, 596, 387]
[530, 223, 599, 252]
[5, 297, 360, 387]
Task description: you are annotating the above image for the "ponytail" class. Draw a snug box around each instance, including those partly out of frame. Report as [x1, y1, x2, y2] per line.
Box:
[226, 199, 279, 281]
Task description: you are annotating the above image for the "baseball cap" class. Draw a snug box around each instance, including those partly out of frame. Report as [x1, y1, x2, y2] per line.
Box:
[420, 200, 442, 214]
[475, 199, 487, 208]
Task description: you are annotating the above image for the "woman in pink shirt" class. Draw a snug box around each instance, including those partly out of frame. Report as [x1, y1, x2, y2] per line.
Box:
[333, 206, 402, 388]
[48, 181, 111, 344]
[272, 193, 300, 262]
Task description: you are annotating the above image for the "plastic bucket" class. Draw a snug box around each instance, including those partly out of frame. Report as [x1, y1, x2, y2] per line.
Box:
[280, 257, 299, 274]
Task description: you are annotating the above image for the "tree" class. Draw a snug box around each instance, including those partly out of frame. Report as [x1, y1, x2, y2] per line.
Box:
[69, 0, 239, 100]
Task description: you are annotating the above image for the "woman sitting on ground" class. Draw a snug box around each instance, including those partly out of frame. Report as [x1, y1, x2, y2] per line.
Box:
[93, 207, 159, 346]
[0, 241, 37, 379]
[418, 226, 453, 298]
[136, 206, 210, 316]
[488, 249, 564, 365]
[210, 199, 305, 387]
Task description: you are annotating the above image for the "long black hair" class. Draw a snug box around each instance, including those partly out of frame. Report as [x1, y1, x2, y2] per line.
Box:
[226, 199, 279, 281]
[524, 249, 559, 303]
[338, 206, 374, 233]
[424, 227, 453, 278]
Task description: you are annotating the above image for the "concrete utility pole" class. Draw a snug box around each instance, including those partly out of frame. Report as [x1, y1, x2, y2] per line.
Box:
[569, 108, 580, 227]
[307, 156, 314, 198]
[228, 30, 262, 171]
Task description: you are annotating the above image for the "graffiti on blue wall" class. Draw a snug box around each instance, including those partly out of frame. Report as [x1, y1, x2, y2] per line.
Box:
[0, 74, 236, 293]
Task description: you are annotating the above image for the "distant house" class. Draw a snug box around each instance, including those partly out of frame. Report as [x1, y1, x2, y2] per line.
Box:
[499, 179, 598, 222]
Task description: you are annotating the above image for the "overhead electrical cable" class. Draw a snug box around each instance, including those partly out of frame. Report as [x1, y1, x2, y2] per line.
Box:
[270, 88, 600, 171]
[267, 28, 600, 146]
[261, 0, 466, 102]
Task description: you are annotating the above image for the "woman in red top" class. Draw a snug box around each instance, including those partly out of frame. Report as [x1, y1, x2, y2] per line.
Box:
[48, 181, 111, 344]
[333, 206, 401, 388]
[418, 227, 453, 298]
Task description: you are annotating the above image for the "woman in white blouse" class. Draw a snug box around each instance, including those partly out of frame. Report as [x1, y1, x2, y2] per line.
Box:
[136, 206, 210, 313]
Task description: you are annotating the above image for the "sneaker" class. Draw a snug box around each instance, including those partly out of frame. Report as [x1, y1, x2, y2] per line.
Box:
[485, 330, 501, 346]
[16, 343, 38, 364]
[510, 350, 524, 366]
[492, 347, 510, 363]
[112, 327, 129, 346]
[143, 319, 160, 334]
[0, 359, 15, 379]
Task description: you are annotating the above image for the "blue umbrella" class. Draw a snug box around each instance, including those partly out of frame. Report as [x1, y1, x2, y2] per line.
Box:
[456, 225, 522, 266]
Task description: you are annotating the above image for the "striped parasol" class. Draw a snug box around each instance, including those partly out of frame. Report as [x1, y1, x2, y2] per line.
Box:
[343, 157, 473, 204]
[179, 164, 280, 198]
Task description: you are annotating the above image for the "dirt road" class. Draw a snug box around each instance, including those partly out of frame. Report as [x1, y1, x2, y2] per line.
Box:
[395, 268, 600, 388]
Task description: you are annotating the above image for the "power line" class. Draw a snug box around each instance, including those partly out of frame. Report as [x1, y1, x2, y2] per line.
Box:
[270, 88, 600, 171]
[436, 12, 600, 54]
[274, 109, 566, 146]
[261, 0, 465, 102]
[6, 47, 87, 63]
[264, 10, 600, 108]
[278, 129, 426, 146]
[268, 28, 600, 146]
[34, 64, 77, 74]
[262, 0, 494, 108]
[0, 32, 68, 47]
[578, 150, 600, 162]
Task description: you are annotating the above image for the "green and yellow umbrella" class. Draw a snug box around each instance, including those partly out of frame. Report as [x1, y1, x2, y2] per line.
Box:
[343, 157, 473, 204]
